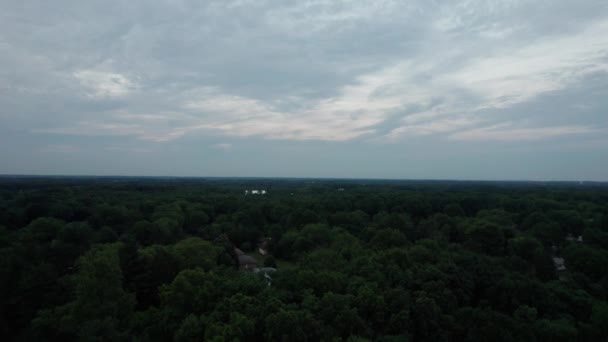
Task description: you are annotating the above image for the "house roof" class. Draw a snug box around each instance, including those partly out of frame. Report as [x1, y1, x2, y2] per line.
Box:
[238, 255, 257, 265]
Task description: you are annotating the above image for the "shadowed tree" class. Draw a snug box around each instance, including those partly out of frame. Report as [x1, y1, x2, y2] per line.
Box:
[33, 243, 135, 341]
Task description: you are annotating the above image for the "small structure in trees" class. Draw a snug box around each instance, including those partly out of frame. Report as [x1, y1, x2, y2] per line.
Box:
[566, 234, 583, 242]
[257, 237, 271, 255]
[245, 189, 267, 195]
[238, 254, 258, 270]
[553, 256, 566, 272]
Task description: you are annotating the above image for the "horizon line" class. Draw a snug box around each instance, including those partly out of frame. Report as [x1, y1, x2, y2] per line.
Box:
[0, 174, 606, 184]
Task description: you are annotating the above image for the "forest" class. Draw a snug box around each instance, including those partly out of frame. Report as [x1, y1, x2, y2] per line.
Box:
[1, 176, 608, 341]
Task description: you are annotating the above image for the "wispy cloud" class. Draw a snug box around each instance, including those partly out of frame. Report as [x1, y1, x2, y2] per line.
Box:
[449, 124, 597, 141]
[74, 70, 136, 98]
[445, 19, 608, 109]
[372, 18, 608, 141]
[210, 143, 233, 151]
[385, 116, 482, 140]
[104, 145, 154, 153]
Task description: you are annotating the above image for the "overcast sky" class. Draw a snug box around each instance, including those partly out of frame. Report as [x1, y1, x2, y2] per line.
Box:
[1, 0, 607, 180]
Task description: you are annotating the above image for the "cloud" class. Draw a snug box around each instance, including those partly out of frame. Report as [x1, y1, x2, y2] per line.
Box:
[385, 116, 482, 140]
[180, 81, 394, 141]
[369, 16, 608, 141]
[210, 143, 233, 151]
[444, 19, 608, 109]
[1, 1, 607, 150]
[449, 123, 597, 141]
[74, 70, 136, 98]
[104, 145, 153, 153]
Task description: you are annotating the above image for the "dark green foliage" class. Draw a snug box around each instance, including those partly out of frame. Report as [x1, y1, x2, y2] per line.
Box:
[370, 228, 408, 249]
[0, 178, 607, 341]
[264, 255, 277, 268]
[463, 219, 506, 255]
[32, 243, 135, 340]
[265, 309, 321, 341]
[443, 203, 466, 217]
[563, 244, 608, 281]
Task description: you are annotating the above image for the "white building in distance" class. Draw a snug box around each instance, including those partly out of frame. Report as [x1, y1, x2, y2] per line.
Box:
[245, 189, 267, 195]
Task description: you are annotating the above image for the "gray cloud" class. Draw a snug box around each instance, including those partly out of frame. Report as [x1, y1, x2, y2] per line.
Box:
[1, 0, 607, 179]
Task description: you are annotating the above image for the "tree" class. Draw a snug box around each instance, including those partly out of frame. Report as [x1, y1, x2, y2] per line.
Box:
[589, 301, 608, 339]
[91, 204, 130, 229]
[160, 269, 221, 317]
[329, 210, 370, 234]
[509, 236, 542, 261]
[563, 244, 608, 281]
[264, 255, 277, 268]
[287, 208, 321, 227]
[453, 307, 519, 342]
[33, 243, 134, 341]
[317, 292, 367, 338]
[174, 314, 205, 342]
[184, 209, 209, 235]
[531, 221, 563, 246]
[463, 219, 505, 256]
[534, 319, 578, 342]
[265, 309, 321, 342]
[19, 217, 63, 245]
[204, 312, 255, 341]
[370, 228, 408, 249]
[443, 203, 465, 217]
[171, 237, 219, 271]
[0, 225, 10, 248]
[133, 245, 181, 308]
[411, 296, 445, 341]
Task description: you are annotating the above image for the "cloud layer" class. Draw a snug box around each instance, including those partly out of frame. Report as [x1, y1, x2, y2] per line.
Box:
[1, 0, 607, 179]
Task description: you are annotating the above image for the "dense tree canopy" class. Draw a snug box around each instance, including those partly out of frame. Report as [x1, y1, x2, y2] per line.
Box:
[0, 177, 607, 341]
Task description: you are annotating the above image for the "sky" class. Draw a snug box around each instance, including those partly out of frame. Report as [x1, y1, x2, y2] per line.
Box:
[1, 0, 607, 181]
